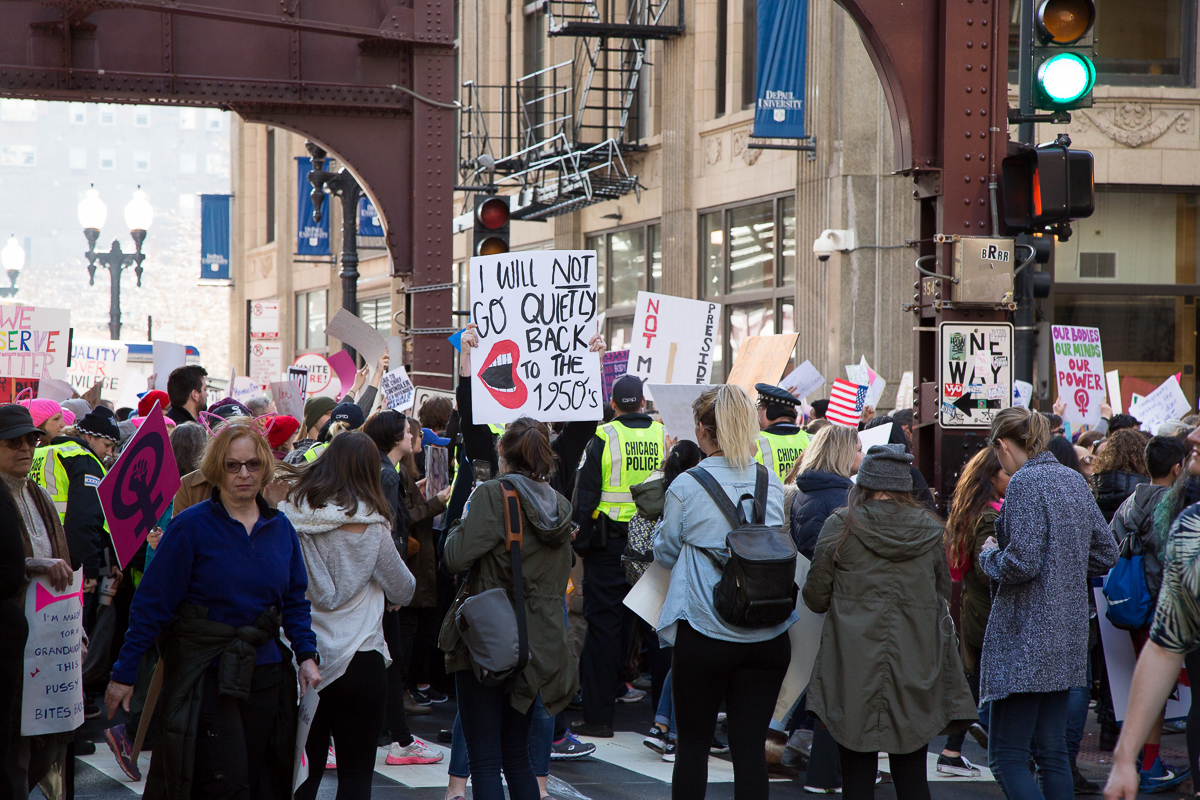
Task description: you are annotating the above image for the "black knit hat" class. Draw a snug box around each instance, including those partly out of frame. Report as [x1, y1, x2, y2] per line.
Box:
[856, 444, 913, 492]
[76, 409, 121, 443]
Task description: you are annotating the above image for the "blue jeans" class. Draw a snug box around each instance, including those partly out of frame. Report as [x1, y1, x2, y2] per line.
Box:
[448, 694, 554, 779]
[654, 670, 677, 740]
[988, 690, 1073, 800]
[454, 670, 539, 800]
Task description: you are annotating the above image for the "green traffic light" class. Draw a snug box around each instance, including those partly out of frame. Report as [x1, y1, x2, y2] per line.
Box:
[1036, 52, 1096, 106]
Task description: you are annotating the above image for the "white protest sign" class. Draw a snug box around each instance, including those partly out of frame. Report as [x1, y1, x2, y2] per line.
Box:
[1095, 584, 1191, 722]
[0, 305, 70, 382]
[1106, 369, 1123, 415]
[773, 556, 824, 724]
[623, 561, 671, 628]
[895, 371, 914, 410]
[22, 569, 85, 736]
[779, 360, 825, 401]
[628, 291, 721, 398]
[1130, 375, 1191, 433]
[859, 422, 893, 452]
[1013, 379, 1034, 410]
[37, 378, 75, 403]
[271, 380, 305, 422]
[847, 356, 886, 409]
[469, 250, 602, 424]
[231, 376, 260, 406]
[381, 366, 416, 412]
[293, 354, 336, 398]
[647, 383, 713, 443]
[292, 688, 320, 793]
[152, 341, 188, 391]
[413, 386, 456, 422]
[68, 339, 128, 402]
[1050, 325, 1105, 426]
[324, 308, 387, 369]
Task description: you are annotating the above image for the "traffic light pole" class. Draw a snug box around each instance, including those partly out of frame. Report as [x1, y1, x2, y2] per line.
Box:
[1013, 0, 1037, 388]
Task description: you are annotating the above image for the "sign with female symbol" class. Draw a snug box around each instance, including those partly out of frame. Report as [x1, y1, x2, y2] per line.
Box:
[97, 404, 180, 569]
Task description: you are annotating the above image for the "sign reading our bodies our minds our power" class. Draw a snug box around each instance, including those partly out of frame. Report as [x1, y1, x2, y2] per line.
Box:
[469, 250, 602, 425]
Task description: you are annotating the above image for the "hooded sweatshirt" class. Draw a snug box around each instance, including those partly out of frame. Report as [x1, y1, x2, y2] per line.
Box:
[281, 498, 415, 687]
[1111, 481, 1171, 598]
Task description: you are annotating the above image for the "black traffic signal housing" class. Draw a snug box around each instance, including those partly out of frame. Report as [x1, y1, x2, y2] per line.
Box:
[1002, 134, 1094, 241]
[1029, 0, 1097, 111]
[473, 195, 510, 256]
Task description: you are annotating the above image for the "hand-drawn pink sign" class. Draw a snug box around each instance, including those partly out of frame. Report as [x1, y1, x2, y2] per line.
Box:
[97, 404, 180, 570]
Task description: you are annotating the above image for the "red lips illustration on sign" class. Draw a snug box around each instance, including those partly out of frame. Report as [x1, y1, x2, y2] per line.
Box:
[478, 339, 528, 409]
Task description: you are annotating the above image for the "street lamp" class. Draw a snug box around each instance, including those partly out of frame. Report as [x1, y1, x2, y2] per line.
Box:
[0, 236, 24, 298]
[79, 186, 153, 340]
[305, 141, 363, 359]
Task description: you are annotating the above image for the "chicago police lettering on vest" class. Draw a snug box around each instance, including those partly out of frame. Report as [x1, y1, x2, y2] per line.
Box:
[628, 292, 723, 401]
[0, 305, 69, 382]
[469, 250, 602, 424]
[22, 568, 86, 736]
[1050, 325, 1105, 427]
[624, 438, 660, 472]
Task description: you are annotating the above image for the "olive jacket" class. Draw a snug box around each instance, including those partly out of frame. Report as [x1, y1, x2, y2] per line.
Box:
[959, 507, 999, 675]
[400, 463, 447, 608]
[803, 500, 977, 754]
[439, 473, 578, 716]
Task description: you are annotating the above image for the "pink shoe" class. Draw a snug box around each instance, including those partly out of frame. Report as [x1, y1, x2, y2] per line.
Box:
[384, 737, 444, 765]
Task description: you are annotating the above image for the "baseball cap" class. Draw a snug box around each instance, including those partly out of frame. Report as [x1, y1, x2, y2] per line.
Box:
[611, 375, 644, 407]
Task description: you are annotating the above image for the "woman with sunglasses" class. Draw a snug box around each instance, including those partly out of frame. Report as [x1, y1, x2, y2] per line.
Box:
[105, 420, 320, 800]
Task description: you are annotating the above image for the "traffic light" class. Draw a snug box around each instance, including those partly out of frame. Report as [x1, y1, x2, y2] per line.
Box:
[473, 195, 510, 256]
[1030, 0, 1097, 111]
[1001, 135, 1094, 240]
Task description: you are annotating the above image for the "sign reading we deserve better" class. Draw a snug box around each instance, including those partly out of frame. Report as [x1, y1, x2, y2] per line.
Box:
[0, 305, 69, 382]
[469, 250, 602, 424]
[628, 292, 721, 395]
[1051, 325, 1105, 426]
[22, 569, 85, 736]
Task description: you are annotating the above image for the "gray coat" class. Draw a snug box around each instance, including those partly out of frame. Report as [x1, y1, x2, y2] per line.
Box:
[978, 451, 1119, 703]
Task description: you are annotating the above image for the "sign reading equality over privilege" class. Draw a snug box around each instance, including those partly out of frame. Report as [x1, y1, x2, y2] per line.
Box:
[469, 250, 603, 424]
[22, 568, 85, 736]
[628, 291, 721, 399]
[68, 339, 128, 402]
[97, 405, 180, 570]
[938, 322, 1014, 428]
[0, 305, 69, 382]
[752, 0, 809, 140]
[1051, 325, 1105, 427]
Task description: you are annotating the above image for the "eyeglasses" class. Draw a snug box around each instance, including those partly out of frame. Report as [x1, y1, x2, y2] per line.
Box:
[0, 433, 42, 449]
[223, 458, 265, 475]
[1080, 455, 1094, 465]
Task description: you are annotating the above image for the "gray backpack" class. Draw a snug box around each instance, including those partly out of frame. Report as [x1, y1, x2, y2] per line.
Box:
[455, 480, 529, 687]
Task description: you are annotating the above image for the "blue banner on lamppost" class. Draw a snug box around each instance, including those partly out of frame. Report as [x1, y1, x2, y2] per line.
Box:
[200, 194, 231, 280]
[752, 0, 809, 140]
[358, 196, 383, 237]
[297, 156, 331, 256]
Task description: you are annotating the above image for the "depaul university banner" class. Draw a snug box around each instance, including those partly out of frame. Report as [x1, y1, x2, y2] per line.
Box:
[200, 194, 231, 280]
[752, 0, 809, 140]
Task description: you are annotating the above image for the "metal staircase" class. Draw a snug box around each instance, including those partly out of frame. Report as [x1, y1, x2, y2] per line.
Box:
[458, 0, 681, 221]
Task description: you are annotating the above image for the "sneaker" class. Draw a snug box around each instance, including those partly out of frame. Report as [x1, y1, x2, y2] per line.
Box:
[643, 726, 670, 754]
[551, 730, 596, 760]
[631, 674, 652, 691]
[104, 725, 141, 782]
[385, 737, 445, 765]
[968, 722, 989, 749]
[85, 698, 102, 720]
[936, 753, 981, 777]
[411, 686, 448, 704]
[73, 735, 96, 756]
[326, 745, 337, 770]
[1139, 757, 1189, 794]
[616, 683, 646, 703]
[662, 742, 676, 762]
[403, 691, 432, 716]
[710, 737, 730, 755]
[1072, 758, 1100, 794]
[802, 786, 840, 794]
[1163, 719, 1187, 735]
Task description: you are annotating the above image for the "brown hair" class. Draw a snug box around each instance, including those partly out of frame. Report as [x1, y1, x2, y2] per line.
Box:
[945, 448, 1004, 572]
[362, 410, 407, 454]
[287, 431, 392, 517]
[989, 407, 1050, 457]
[837, 483, 940, 559]
[199, 421, 276, 495]
[1091, 428, 1149, 477]
[498, 417, 557, 481]
[418, 397, 453, 432]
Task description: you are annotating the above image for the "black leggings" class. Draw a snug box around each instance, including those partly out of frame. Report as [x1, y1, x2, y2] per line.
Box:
[1185, 649, 1200, 787]
[943, 670, 981, 753]
[298, 650, 388, 800]
[671, 621, 791, 800]
[839, 743, 929, 800]
[192, 665, 281, 800]
[382, 608, 418, 746]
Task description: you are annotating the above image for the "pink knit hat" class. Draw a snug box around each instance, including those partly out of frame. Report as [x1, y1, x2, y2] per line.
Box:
[20, 399, 64, 429]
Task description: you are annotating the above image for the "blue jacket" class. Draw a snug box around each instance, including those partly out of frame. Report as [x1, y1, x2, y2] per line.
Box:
[790, 470, 854, 559]
[112, 491, 316, 684]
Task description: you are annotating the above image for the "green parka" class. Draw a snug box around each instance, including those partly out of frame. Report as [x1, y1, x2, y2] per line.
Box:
[959, 508, 999, 675]
[439, 473, 579, 716]
[802, 499, 976, 754]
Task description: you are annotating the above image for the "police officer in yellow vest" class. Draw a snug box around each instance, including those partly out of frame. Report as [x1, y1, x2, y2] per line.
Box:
[31, 407, 120, 588]
[571, 374, 663, 737]
[753, 383, 811, 482]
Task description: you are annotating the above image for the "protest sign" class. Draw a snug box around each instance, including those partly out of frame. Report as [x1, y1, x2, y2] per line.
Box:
[1050, 325, 1105, 426]
[288, 365, 310, 394]
[1130, 375, 1191, 433]
[293, 354, 335, 398]
[97, 406, 181, 570]
[773, 556, 825, 725]
[293, 689, 320, 793]
[602, 350, 630, 403]
[1106, 369, 1122, 414]
[413, 386, 456, 421]
[381, 366, 416, 411]
[846, 356, 886, 409]
[623, 562, 671, 628]
[0, 305, 69, 382]
[271, 380, 305, 422]
[648, 383, 712, 443]
[779, 360, 825, 401]
[628, 292, 722, 396]
[0, 377, 38, 404]
[859, 422, 893, 452]
[726, 334, 799, 398]
[37, 378, 74, 403]
[324, 308, 387, 368]
[326, 350, 357, 396]
[22, 568, 85, 736]
[895, 371, 914, 410]
[230, 375, 259, 406]
[469, 250, 602, 424]
[68, 339, 127, 402]
[1013, 380, 1034, 410]
[1120, 375, 1157, 417]
[152, 341, 187, 390]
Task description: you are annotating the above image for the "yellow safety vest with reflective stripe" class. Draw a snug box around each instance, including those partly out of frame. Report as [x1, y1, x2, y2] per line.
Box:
[755, 429, 811, 482]
[303, 442, 327, 462]
[31, 441, 108, 525]
[487, 424, 504, 437]
[596, 420, 664, 523]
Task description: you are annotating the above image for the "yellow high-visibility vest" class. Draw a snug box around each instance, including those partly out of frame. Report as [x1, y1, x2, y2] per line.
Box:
[596, 420, 664, 523]
[31, 441, 108, 526]
[755, 429, 811, 482]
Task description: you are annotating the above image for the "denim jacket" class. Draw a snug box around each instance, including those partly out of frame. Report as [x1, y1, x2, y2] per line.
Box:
[653, 456, 797, 646]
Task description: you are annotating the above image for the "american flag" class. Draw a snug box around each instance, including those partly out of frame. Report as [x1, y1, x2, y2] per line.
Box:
[827, 379, 868, 427]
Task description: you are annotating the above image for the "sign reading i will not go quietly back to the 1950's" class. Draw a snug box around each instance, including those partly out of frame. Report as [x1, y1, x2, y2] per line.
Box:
[469, 251, 602, 425]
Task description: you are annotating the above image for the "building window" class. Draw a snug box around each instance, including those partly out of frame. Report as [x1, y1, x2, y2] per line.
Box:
[358, 296, 393, 337]
[295, 289, 329, 352]
[206, 154, 225, 175]
[1094, 0, 1196, 86]
[265, 129, 276, 244]
[0, 100, 36, 122]
[179, 153, 197, 174]
[586, 221, 663, 349]
[523, 3, 547, 143]
[206, 109, 224, 131]
[0, 146, 36, 167]
[180, 108, 196, 129]
[99, 105, 116, 125]
[99, 150, 116, 170]
[69, 103, 86, 124]
[134, 108, 151, 127]
[715, 0, 728, 116]
[69, 148, 86, 171]
[742, 0, 757, 109]
[134, 152, 151, 172]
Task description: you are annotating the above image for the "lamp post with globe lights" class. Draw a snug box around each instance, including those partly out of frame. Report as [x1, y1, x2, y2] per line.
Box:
[79, 186, 154, 340]
[0, 236, 24, 298]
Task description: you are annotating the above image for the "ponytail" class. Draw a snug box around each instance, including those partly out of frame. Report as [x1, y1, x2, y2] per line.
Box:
[692, 384, 758, 468]
[498, 417, 557, 482]
[989, 407, 1050, 457]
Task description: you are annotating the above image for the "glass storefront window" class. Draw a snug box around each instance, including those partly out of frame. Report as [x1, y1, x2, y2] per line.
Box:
[729, 302, 776, 359]
[1094, 0, 1190, 84]
[648, 224, 662, 294]
[586, 234, 606, 309]
[358, 297, 392, 337]
[609, 227, 646, 307]
[781, 197, 796, 286]
[700, 212, 723, 297]
[609, 322, 632, 353]
[728, 202, 775, 292]
[295, 289, 328, 352]
[1055, 295, 1178, 363]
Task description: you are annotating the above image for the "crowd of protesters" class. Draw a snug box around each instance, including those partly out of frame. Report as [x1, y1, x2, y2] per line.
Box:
[8, 345, 1200, 800]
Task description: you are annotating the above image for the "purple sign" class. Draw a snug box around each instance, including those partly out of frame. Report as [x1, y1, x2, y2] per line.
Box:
[602, 350, 630, 403]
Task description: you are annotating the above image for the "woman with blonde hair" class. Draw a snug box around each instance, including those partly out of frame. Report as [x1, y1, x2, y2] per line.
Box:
[789, 424, 862, 558]
[654, 384, 795, 799]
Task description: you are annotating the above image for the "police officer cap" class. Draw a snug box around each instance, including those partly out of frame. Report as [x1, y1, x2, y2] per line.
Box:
[755, 384, 801, 407]
[611, 375, 644, 406]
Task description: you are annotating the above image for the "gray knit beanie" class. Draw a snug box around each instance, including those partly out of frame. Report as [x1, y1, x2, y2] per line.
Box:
[857, 444, 913, 492]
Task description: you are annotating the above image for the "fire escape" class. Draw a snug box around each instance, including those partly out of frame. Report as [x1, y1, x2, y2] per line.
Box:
[458, 0, 683, 221]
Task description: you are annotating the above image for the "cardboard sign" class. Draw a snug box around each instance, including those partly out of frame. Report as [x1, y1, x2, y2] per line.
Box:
[602, 350, 630, 403]
[68, 339, 128, 402]
[1130, 375, 1191, 433]
[413, 386, 456, 422]
[324, 308, 387, 368]
[36, 378, 75, 403]
[97, 406, 181, 570]
[628, 292, 722, 396]
[293, 354, 335, 398]
[469, 250, 602, 424]
[271, 380, 306, 422]
[0, 305, 69, 382]
[293, 688, 320, 793]
[22, 568, 85, 736]
[624, 562, 671, 629]
[779, 360, 825, 401]
[1106, 369, 1123, 415]
[938, 323, 1014, 428]
[647, 383, 713, 443]
[381, 366, 416, 411]
[726, 334, 799, 398]
[152, 341, 187, 391]
[1050, 325, 1105, 426]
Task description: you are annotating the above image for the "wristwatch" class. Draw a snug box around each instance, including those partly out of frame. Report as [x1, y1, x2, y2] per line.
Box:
[297, 651, 320, 667]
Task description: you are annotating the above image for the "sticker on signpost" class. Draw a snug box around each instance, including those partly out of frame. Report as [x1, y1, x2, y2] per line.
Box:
[938, 322, 1014, 428]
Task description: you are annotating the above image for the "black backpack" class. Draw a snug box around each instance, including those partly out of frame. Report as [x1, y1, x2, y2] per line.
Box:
[689, 464, 798, 628]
